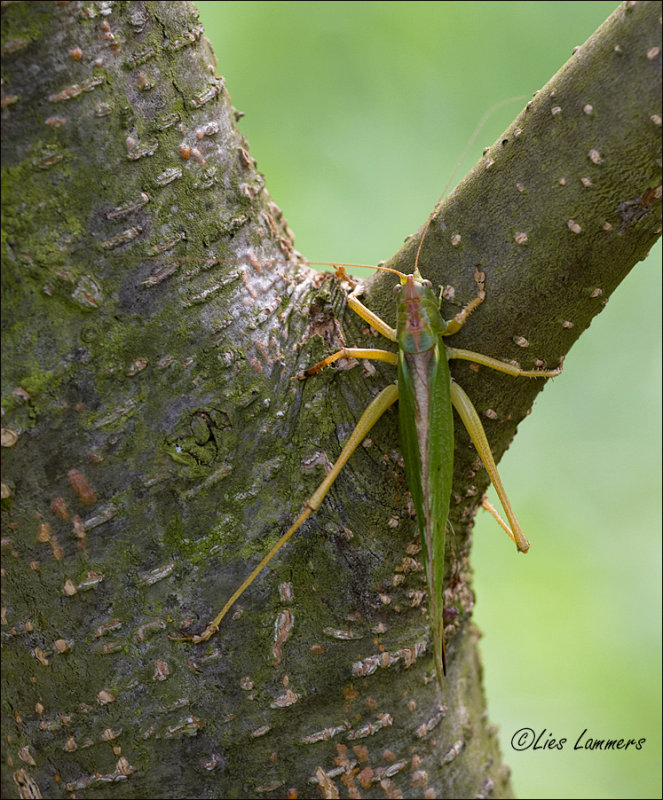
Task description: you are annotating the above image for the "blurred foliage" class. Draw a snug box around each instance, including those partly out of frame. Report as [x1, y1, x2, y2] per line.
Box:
[197, 3, 661, 798]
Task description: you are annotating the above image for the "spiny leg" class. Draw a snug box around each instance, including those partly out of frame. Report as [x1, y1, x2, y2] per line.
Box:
[294, 347, 397, 380]
[442, 271, 562, 377]
[346, 290, 397, 342]
[331, 264, 398, 341]
[446, 347, 562, 378]
[450, 380, 530, 553]
[446, 315, 560, 547]
[294, 272, 399, 379]
[442, 269, 562, 378]
[170, 383, 399, 643]
[480, 498, 517, 545]
[442, 268, 486, 336]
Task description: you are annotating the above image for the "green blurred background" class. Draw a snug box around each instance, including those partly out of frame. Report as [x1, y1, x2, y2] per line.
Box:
[196, 3, 661, 798]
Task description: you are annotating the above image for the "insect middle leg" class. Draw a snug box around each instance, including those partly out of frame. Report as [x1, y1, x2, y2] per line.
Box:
[295, 347, 397, 379]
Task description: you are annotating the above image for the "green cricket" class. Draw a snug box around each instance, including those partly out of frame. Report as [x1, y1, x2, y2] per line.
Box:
[172, 200, 562, 689]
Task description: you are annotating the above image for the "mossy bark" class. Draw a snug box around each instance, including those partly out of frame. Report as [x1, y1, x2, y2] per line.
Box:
[1, 2, 660, 799]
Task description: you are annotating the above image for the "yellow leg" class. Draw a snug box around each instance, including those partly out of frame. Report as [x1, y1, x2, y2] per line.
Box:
[446, 347, 562, 378]
[171, 383, 400, 643]
[450, 380, 530, 553]
[346, 291, 397, 342]
[442, 269, 562, 377]
[294, 274, 402, 379]
[294, 347, 398, 379]
[481, 498, 517, 545]
[442, 268, 486, 335]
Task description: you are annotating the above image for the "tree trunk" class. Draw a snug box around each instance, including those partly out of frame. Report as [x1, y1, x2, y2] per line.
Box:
[1, 2, 660, 799]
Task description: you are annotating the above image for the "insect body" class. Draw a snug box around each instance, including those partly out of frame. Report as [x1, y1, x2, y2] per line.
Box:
[173, 256, 561, 689]
[294, 264, 560, 686]
[397, 271, 455, 685]
[169, 98, 566, 687]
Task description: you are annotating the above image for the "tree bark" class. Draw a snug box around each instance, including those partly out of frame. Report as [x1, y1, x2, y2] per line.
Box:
[1, 2, 660, 799]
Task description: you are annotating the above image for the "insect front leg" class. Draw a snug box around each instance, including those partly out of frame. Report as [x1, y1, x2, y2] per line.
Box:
[442, 268, 562, 377]
[441, 268, 486, 335]
[294, 279, 398, 378]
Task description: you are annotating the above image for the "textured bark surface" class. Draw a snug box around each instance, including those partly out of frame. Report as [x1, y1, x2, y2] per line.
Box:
[1, 2, 660, 799]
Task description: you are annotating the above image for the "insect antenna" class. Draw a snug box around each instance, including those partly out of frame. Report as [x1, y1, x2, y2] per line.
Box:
[309, 96, 527, 282]
[413, 95, 527, 273]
